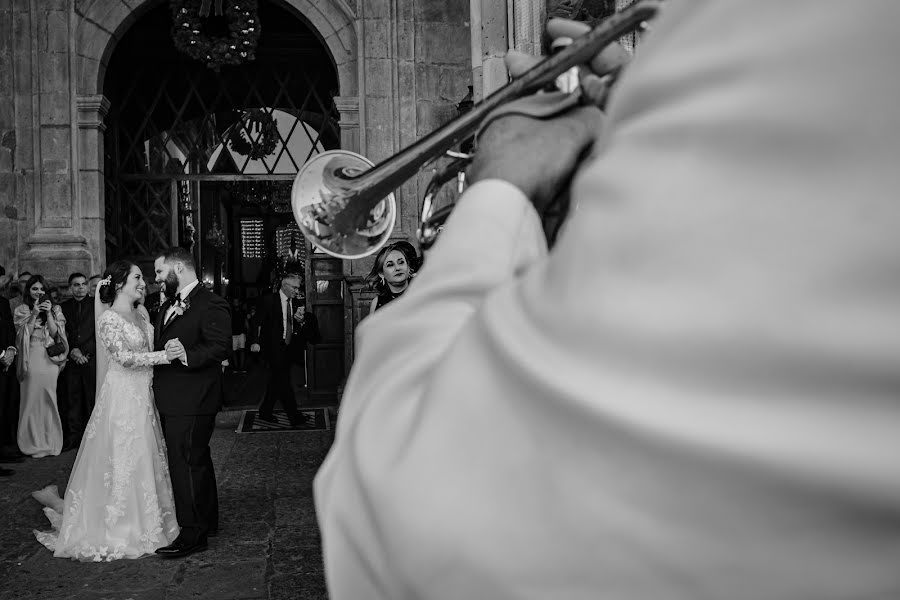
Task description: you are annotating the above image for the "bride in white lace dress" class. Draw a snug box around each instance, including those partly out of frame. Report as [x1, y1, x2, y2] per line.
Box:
[33, 260, 183, 561]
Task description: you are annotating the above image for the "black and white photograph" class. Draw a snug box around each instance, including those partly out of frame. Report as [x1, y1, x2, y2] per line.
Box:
[1, 0, 898, 599]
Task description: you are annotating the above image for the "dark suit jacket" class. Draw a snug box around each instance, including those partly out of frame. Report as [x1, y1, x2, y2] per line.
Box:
[153, 284, 231, 416]
[60, 297, 96, 360]
[0, 297, 14, 356]
[0, 296, 18, 443]
[253, 292, 320, 365]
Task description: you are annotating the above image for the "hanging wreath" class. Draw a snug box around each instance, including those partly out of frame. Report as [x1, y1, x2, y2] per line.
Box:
[171, 0, 261, 72]
[228, 109, 279, 159]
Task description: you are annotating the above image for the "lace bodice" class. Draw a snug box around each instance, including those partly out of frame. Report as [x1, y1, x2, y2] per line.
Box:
[97, 310, 167, 372]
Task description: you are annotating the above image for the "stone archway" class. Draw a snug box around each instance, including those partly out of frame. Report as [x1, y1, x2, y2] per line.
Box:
[75, 0, 357, 97]
[71, 0, 360, 272]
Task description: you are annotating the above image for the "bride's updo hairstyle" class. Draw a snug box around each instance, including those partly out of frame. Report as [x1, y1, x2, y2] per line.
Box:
[98, 260, 138, 305]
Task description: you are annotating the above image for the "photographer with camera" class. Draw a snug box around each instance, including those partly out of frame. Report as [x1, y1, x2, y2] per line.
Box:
[13, 274, 68, 457]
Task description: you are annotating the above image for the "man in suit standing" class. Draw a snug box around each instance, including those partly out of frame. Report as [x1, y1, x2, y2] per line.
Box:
[8, 271, 30, 311]
[250, 273, 320, 426]
[59, 272, 95, 451]
[0, 269, 21, 474]
[151, 247, 231, 559]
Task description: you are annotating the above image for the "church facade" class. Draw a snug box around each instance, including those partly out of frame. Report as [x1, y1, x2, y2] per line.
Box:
[0, 0, 554, 399]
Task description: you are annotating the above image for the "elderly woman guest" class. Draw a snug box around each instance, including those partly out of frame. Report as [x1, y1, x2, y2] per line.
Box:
[14, 275, 68, 457]
[366, 241, 419, 314]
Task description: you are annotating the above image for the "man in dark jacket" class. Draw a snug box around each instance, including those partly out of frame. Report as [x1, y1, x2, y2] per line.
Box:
[59, 272, 96, 450]
[0, 268, 21, 472]
[250, 273, 320, 426]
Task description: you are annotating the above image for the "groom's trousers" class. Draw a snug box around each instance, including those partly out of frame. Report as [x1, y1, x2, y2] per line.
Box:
[159, 413, 219, 544]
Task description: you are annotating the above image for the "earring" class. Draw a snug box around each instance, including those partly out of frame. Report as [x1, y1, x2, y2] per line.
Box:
[379, 275, 385, 286]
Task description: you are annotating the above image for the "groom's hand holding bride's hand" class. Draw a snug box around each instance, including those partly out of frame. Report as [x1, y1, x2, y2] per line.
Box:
[165, 338, 187, 364]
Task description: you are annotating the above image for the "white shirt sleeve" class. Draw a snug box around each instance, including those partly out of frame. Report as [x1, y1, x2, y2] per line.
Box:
[315, 1, 900, 598]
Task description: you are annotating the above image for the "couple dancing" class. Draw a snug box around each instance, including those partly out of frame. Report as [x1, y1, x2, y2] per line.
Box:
[33, 247, 231, 561]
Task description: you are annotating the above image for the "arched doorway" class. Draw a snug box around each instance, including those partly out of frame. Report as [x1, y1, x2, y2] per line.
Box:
[101, 1, 345, 402]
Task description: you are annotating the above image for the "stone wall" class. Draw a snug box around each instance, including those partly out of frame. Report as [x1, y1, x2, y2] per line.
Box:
[0, 0, 97, 289]
[346, 0, 472, 286]
[0, 3, 18, 277]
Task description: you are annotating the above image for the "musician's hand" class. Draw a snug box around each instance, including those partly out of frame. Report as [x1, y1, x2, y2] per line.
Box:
[250, 343, 261, 353]
[506, 18, 631, 107]
[467, 106, 603, 213]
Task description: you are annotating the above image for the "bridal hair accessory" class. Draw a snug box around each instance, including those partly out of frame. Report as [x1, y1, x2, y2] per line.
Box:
[98, 275, 112, 287]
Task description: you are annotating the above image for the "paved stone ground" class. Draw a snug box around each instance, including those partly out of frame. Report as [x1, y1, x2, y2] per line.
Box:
[0, 411, 334, 600]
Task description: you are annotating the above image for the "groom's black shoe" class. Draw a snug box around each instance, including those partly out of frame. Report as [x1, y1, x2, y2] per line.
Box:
[155, 537, 208, 559]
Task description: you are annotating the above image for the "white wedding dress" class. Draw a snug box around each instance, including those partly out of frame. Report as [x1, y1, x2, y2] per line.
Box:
[34, 300, 179, 561]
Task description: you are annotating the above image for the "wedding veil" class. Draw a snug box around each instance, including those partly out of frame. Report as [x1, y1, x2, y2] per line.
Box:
[94, 288, 110, 398]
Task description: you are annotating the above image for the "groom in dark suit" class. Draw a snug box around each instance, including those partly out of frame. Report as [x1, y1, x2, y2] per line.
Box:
[151, 247, 231, 558]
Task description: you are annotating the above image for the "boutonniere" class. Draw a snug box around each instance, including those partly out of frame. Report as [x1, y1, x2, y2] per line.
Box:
[172, 297, 191, 317]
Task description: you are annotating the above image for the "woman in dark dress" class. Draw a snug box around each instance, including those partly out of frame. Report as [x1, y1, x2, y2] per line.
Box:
[365, 241, 420, 314]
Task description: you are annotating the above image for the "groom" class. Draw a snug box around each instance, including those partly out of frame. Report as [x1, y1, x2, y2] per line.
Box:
[152, 247, 231, 558]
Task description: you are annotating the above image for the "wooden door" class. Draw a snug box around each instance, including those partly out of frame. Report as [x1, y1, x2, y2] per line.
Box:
[305, 252, 345, 403]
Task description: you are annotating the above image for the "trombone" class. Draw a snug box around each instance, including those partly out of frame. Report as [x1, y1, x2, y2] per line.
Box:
[290, 0, 661, 259]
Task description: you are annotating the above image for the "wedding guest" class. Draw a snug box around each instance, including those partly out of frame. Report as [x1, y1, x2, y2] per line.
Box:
[251, 273, 320, 424]
[87, 274, 102, 298]
[365, 241, 419, 314]
[230, 298, 248, 372]
[14, 275, 68, 458]
[245, 302, 259, 368]
[0, 270, 21, 470]
[8, 271, 31, 311]
[59, 272, 96, 451]
[48, 286, 62, 305]
[0, 266, 13, 299]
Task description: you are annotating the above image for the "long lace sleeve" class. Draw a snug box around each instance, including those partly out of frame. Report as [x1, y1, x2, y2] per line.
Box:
[97, 311, 169, 368]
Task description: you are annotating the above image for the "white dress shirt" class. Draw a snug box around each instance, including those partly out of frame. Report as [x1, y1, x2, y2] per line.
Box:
[315, 1, 900, 598]
[163, 279, 199, 324]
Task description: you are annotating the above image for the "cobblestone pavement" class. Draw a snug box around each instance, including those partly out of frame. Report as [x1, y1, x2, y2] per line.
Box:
[0, 411, 334, 600]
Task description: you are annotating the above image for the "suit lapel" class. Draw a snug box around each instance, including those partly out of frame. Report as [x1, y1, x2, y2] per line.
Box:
[155, 299, 167, 344]
[161, 283, 203, 334]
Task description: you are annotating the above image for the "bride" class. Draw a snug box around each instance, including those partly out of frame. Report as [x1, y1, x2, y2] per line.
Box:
[33, 260, 183, 561]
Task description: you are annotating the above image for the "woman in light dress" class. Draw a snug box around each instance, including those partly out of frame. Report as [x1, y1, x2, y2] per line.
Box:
[32, 260, 185, 561]
[14, 274, 69, 458]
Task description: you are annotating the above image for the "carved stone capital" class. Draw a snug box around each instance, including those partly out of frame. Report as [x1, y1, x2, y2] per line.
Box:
[76, 95, 111, 131]
[333, 95, 360, 125]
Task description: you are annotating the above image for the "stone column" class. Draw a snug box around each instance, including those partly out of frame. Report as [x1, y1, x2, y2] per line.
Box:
[470, 0, 509, 101]
[21, 0, 94, 285]
[510, 0, 545, 56]
[333, 95, 360, 154]
[76, 95, 109, 276]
